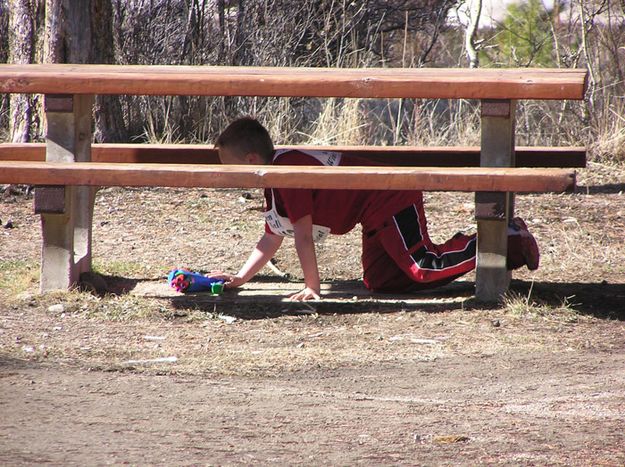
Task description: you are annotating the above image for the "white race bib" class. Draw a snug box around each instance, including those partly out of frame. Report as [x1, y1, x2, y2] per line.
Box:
[264, 149, 342, 243]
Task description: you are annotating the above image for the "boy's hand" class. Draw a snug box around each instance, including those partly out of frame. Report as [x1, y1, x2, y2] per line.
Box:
[289, 287, 321, 301]
[205, 271, 244, 289]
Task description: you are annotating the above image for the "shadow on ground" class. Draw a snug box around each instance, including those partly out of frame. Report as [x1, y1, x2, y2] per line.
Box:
[82, 271, 625, 321]
[576, 182, 625, 194]
[79, 272, 142, 296]
[166, 278, 625, 321]
[509, 279, 625, 320]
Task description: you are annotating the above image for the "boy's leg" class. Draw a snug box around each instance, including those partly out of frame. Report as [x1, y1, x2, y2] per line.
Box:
[361, 230, 416, 292]
[362, 204, 477, 292]
[362, 239, 470, 293]
[362, 211, 540, 293]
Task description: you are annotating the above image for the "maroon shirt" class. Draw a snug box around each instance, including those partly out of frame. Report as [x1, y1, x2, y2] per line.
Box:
[264, 150, 423, 235]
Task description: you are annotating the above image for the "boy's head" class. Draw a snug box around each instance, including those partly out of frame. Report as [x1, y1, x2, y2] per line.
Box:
[215, 117, 274, 164]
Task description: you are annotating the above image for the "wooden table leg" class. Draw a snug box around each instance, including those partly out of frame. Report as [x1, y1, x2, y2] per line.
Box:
[39, 94, 94, 292]
[476, 99, 516, 302]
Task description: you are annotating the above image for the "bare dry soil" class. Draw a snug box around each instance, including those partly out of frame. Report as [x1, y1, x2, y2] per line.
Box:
[1, 161, 625, 465]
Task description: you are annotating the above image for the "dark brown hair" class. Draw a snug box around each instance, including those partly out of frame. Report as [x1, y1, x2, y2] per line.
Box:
[215, 117, 274, 163]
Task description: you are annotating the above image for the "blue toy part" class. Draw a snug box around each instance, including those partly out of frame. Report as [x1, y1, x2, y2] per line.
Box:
[167, 269, 225, 293]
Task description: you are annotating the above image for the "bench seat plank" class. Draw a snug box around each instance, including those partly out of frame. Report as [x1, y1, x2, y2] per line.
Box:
[0, 64, 588, 100]
[0, 143, 587, 168]
[0, 161, 575, 193]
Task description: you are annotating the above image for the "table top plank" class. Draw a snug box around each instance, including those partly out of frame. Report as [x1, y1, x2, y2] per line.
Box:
[0, 64, 588, 100]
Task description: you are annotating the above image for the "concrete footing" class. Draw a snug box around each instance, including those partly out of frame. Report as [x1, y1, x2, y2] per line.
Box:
[39, 94, 95, 292]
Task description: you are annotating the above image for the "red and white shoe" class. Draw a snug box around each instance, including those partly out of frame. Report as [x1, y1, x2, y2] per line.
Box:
[507, 217, 540, 271]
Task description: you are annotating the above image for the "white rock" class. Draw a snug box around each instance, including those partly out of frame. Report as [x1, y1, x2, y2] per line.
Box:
[122, 356, 178, 365]
[16, 292, 35, 301]
[143, 335, 166, 341]
[218, 314, 237, 324]
[48, 304, 65, 313]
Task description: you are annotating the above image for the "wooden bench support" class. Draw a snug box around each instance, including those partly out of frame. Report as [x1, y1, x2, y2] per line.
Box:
[475, 100, 516, 302]
[34, 186, 67, 214]
[40, 94, 95, 292]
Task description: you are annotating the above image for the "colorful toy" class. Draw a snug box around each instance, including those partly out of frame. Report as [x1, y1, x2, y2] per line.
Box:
[167, 269, 225, 294]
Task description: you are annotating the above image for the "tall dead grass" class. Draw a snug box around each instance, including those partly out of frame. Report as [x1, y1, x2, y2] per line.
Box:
[591, 92, 625, 162]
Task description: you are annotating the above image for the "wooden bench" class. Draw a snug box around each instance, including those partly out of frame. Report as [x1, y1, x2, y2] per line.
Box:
[0, 64, 588, 301]
[0, 143, 587, 168]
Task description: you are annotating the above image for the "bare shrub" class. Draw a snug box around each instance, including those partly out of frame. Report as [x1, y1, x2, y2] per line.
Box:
[107, 0, 456, 144]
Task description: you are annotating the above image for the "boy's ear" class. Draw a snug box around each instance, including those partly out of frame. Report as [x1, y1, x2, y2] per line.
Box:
[245, 152, 266, 164]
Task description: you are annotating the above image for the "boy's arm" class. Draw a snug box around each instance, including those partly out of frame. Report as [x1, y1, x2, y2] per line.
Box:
[290, 214, 321, 301]
[208, 232, 283, 288]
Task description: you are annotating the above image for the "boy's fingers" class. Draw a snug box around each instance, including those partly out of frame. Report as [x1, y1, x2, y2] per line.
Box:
[205, 271, 229, 280]
[289, 288, 321, 301]
[288, 291, 304, 301]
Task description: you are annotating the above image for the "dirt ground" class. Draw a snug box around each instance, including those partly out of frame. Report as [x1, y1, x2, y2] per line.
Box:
[1, 160, 625, 465]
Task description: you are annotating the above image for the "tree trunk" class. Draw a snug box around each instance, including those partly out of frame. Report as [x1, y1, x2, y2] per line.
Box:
[91, 0, 127, 142]
[0, 7, 7, 134]
[65, 0, 91, 62]
[217, 0, 226, 62]
[43, 0, 63, 62]
[44, 0, 127, 142]
[464, 0, 482, 68]
[8, 0, 36, 142]
[44, 0, 91, 62]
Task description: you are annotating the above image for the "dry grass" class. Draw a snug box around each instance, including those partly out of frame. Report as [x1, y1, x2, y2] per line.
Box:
[131, 89, 624, 167]
[0, 279, 605, 378]
[0, 259, 39, 297]
[592, 93, 625, 162]
[141, 97, 183, 144]
[502, 290, 580, 322]
[305, 98, 365, 145]
[92, 259, 156, 279]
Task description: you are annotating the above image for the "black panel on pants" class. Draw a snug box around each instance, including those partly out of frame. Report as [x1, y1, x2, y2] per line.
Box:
[393, 205, 422, 250]
[410, 240, 477, 270]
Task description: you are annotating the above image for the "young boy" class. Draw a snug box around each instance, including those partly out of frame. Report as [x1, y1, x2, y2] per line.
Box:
[207, 117, 539, 301]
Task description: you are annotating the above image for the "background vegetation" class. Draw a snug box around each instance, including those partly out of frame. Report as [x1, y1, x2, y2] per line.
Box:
[0, 0, 623, 160]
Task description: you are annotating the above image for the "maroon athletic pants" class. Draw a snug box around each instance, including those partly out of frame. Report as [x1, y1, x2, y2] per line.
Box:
[362, 203, 477, 293]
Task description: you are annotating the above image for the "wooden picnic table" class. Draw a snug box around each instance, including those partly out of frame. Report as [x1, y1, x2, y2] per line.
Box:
[0, 64, 588, 301]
